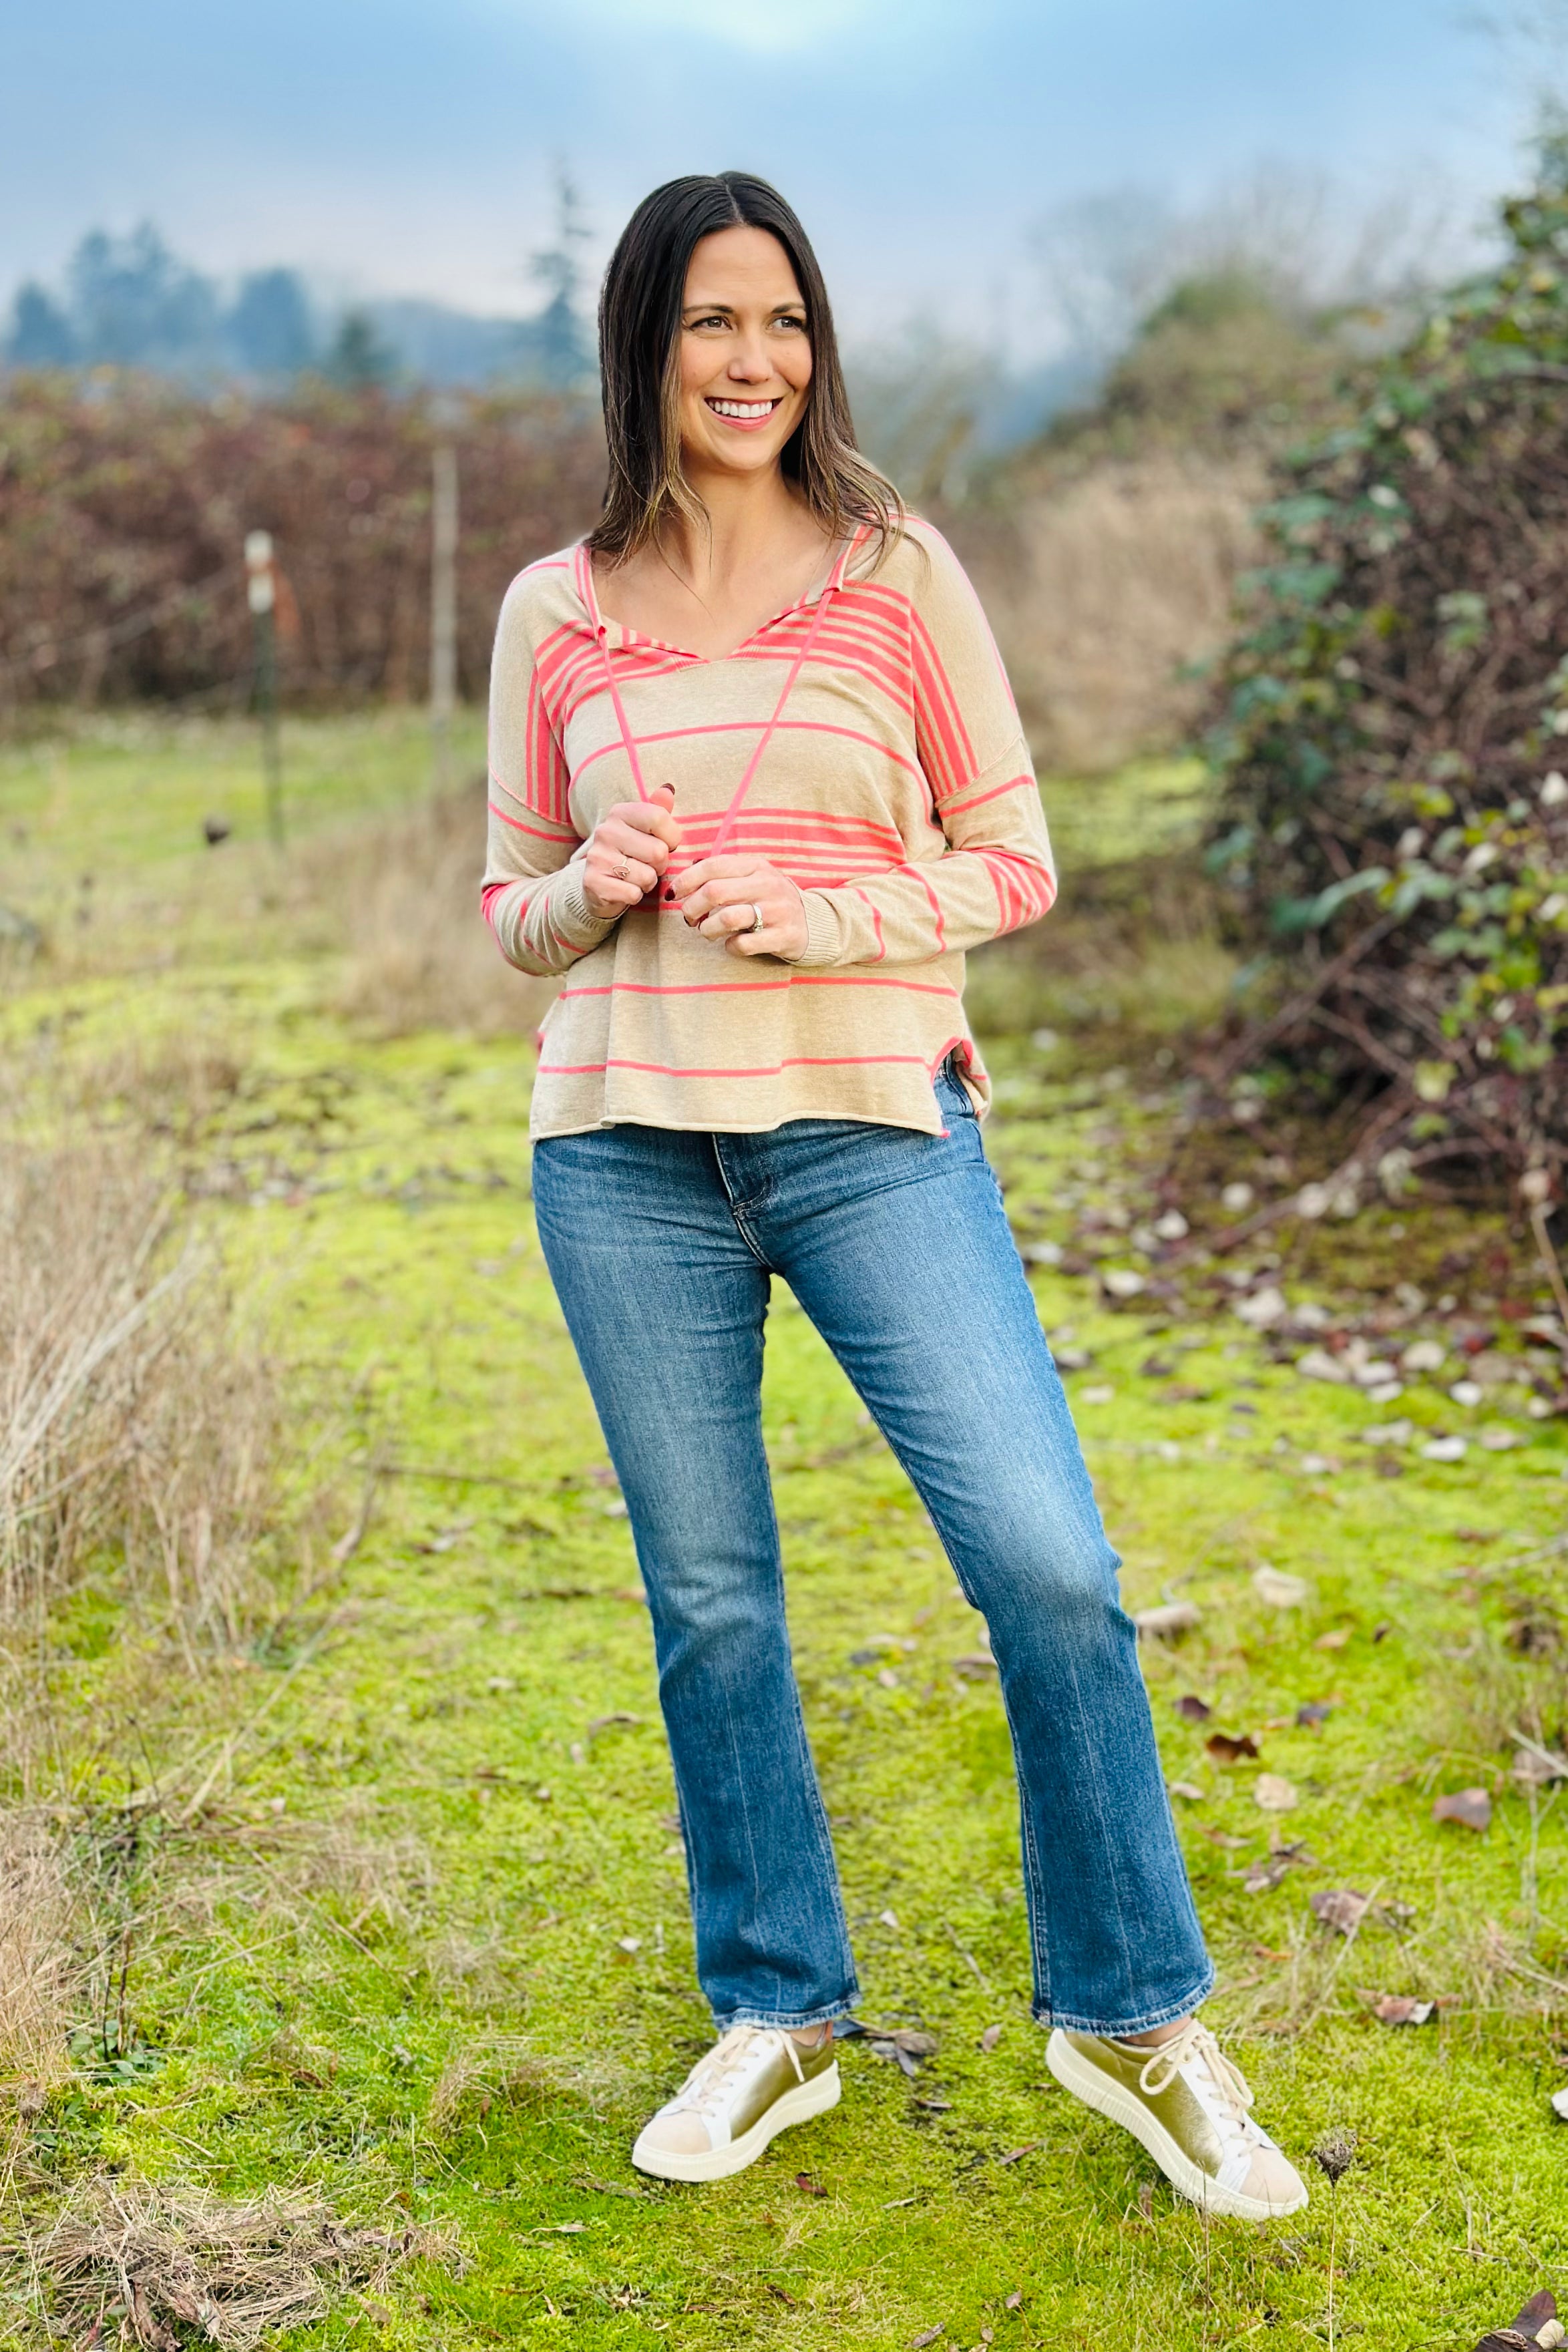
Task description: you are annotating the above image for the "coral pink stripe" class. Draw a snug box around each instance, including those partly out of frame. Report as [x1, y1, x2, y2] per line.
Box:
[852, 886, 887, 962]
[938, 772, 1036, 818]
[487, 799, 579, 841]
[569, 718, 924, 785]
[557, 973, 959, 1000]
[538, 1052, 945, 1078]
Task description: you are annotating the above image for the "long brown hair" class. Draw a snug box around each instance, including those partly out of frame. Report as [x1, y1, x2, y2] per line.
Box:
[588, 170, 902, 566]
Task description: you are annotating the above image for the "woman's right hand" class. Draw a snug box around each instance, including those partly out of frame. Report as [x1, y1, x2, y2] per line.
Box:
[581, 783, 682, 920]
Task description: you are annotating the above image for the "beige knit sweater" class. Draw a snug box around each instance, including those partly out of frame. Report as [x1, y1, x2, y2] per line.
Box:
[482, 517, 1056, 1138]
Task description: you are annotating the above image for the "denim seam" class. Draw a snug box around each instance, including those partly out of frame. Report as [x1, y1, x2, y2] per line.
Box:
[709, 1138, 774, 1269]
[712, 1997, 859, 2033]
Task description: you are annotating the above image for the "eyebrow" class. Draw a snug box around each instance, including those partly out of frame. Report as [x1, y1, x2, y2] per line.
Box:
[680, 299, 807, 317]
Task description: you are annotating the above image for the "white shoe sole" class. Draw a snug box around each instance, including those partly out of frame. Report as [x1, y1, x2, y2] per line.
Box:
[1045, 2031, 1308, 2222]
[631, 2060, 841, 2184]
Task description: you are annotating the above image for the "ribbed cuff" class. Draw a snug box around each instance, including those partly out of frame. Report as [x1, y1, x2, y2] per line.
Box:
[552, 864, 618, 952]
[789, 891, 845, 968]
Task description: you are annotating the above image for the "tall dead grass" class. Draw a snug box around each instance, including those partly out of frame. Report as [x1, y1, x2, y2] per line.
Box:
[978, 453, 1265, 774]
[305, 779, 555, 1038]
[0, 1144, 279, 1659]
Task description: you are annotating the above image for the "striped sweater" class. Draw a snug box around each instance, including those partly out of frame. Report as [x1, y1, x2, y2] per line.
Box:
[482, 516, 1056, 1138]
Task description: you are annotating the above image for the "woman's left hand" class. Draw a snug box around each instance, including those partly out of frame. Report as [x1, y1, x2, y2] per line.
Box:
[671, 855, 809, 961]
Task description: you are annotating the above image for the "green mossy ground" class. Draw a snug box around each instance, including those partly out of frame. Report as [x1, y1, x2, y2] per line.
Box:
[3, 720, 1567, 2349]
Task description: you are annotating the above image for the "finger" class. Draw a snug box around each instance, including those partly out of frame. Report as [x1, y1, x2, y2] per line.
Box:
[593, 853, 660, 897]
[671, 855, 760, 900]
[697, 900, 765, 942]
[583, 875, 645, 915]
[616, 797, 683, 850]
[597, 821, 669, 877]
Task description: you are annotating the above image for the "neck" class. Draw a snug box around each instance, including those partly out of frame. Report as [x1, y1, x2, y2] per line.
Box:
[662, 461, 805, 592]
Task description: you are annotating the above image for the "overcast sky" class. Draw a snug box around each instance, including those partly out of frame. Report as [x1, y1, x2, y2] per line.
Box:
[0, 0, 1547, 355]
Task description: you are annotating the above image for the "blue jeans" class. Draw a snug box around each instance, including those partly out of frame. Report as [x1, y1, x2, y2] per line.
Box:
[531, 1065, 1213, 2035]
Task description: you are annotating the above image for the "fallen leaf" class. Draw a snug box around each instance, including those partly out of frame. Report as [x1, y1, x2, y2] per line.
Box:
[1296, 1701, 1334, 1728]
[1371, 1995, 1434, 2026]
[554, 2220, 586, 2232]
[998, 2140, 1042, 2164]
[1314, 1627, 1353, 1650]
[1514, 1739, 1568, 1787]
[1199, 1826, 1249, 1849]
[1235, 1286, 1288, 1328]
[1005, 2290, 1024, 2311]
[1137, 2182, 1155, 2222]
[1434, 1787, 1492, 1831]
[1102, 1269, 1147, 1299]
[915, 2096, 953, 2112]
[1169, 1779, 1205, 1802]
[1080, 1383, 1117, 1405]
[1252, 1566, 1308, 1609]
[1422, 1434, 1468, 1462]
[795, 2172, 828, 2197]
[587, 1711, 642, 1737]
[879, 1909, 901, 1929]
[1173, 1694, 1212, 1722]
[1205, 1731, 1261, 1764]
[1255, 1774, 1299, 1812]
[952, 1651, 999, 1678]
[1135, 1602, 1201, 1639]
[908, 2330, 945, 2350]
[1296, 1348, 1350, 1385]
[1243, 1855, 1293, 1893]
[1312, 1889, 1372, 1935]
[980, 2024, 1004, 2052]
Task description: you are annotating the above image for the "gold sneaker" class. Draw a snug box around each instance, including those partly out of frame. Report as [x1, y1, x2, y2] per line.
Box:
[632, 2025, 840, 2184]
[1046, 2017, 1308, 2220]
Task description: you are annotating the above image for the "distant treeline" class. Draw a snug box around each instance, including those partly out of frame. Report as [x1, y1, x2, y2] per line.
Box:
[3, 222, 592, 390]
[0, 381, 606, 711]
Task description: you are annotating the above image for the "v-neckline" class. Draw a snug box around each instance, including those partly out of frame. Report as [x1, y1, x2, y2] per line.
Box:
[578, 534, 859, 666]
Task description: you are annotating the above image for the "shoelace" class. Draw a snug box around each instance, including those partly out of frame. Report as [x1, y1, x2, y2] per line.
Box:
[674, 2026, 803, 2117]
[1137, 2019, 1255, 2135]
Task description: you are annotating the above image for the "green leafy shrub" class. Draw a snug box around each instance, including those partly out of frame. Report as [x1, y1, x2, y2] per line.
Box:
[1207, 139, 1568, 1195]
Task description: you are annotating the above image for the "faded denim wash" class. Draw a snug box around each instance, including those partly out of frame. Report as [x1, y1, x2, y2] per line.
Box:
[531, 1063, 1214, 2035]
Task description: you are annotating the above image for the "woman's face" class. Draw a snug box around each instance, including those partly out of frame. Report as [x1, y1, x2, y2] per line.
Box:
[676, 225, 813, 481]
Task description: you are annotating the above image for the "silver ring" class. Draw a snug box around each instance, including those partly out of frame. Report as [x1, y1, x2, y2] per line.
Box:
[747, 902, 765, 934]
[614, 857, 632, 882]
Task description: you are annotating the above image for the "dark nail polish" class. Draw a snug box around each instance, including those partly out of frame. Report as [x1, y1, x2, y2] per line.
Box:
[663, 888, 675, 902]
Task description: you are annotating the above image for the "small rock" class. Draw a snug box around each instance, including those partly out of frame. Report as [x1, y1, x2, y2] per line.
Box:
[1255, 1774, 1299, 1812]
[1080, 1384, 1116, 1405]
[1295, 1183, 1333, 1220]
[1401, 1339, 1446, 1374]
[1357, 1418, 1415, 1448]
[1479, 1426, 1523, 1451]
[1365, 1380, 1405, 1406]
[1220, 1182, 1255, 1213]
[1553, 2086, 1568, 2122]
[1296, 1348, 1349, 1384]
[1235, 1286, 1288, 1328]
[1023, 1240, 1062, 1266]
[1299, 1454, 1340, 1477]
[1352, 1358, 1399, 1388]
[1422, 1434, 1468, 1462]
[1153, 1209, 1189, 1241]
[1449, 1379, 1484, 1408]
[1253, 1567, 1308, 1608]
[1102, 1269, 1147, 1300]
[1135, 1602, 1201, 1639]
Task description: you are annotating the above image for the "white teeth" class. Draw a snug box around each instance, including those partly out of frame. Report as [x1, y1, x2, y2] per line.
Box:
[709, 399, 776, 418]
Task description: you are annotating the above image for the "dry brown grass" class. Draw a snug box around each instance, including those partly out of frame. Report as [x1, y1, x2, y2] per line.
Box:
[305, 779, 556, 1039]
[0, 1141, 280, 1660]
[18, 2176, 433, 2349]
[977, 453, 1265, 774]
[0, 1816, 85, 2094]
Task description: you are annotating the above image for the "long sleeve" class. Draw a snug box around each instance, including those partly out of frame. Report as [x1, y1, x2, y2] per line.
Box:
[481, 570, 616, 977]
[789, 530, 1055, 969]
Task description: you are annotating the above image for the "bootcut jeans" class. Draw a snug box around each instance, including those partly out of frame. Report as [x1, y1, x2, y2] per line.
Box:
[531, 1062, 1214, 2035]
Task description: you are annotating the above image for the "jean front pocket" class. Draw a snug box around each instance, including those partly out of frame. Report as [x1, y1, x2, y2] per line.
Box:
[934, 1054, 978, 1123]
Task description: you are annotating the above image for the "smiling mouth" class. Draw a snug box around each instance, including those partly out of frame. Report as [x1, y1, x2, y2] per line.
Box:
[705, 397, 784, 423]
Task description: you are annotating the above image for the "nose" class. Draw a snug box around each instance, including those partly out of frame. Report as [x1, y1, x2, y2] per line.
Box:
[727, 331, 773, 385]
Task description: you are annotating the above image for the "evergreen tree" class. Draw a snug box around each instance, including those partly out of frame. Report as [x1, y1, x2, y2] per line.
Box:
[324, 308, 397, 388]
[5, 282, 77, 367]
[228, 268, 315, 378]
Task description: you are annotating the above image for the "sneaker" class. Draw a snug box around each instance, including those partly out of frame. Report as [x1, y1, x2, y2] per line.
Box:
[1046, 2017, 1308, 2220]
[632, 2025, 840, 2184]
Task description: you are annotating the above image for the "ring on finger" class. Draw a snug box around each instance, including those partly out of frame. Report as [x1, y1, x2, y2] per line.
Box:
[614, 856, 632, 882]
[747, 902, 765, 934]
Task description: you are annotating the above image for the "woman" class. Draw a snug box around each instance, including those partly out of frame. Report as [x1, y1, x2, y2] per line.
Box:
[482, 170, 1306, 2222]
